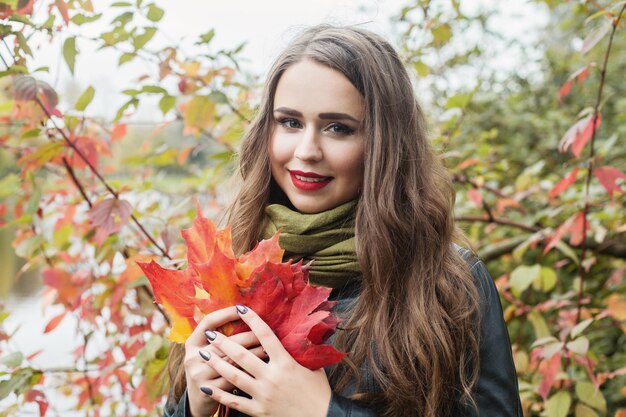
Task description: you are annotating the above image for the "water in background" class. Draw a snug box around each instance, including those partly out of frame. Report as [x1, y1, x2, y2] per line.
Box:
[1, 226, 82, 415]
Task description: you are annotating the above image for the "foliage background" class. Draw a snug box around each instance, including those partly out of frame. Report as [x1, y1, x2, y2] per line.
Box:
[0, 0, 625, 416]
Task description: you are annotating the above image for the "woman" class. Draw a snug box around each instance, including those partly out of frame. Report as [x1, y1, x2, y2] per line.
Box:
[164, 24, 522, 417]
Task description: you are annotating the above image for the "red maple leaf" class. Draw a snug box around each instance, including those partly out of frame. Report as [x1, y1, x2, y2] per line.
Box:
[138, 208, 346, 369]
[88, 198, 133, 244]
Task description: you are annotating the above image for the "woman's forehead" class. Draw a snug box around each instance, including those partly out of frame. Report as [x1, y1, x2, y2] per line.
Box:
[273, 60, 364, 118]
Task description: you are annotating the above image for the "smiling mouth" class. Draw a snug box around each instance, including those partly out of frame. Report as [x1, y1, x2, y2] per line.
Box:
[293, 174, 328, 183]
[289, 170, 333, 190]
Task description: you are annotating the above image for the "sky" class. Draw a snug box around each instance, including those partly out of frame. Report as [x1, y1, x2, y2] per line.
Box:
[22, 0, 547, 123]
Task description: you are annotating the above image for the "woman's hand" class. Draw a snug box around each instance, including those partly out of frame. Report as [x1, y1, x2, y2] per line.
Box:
[199, 305, 332, 417]
[184, 306, 266, 417]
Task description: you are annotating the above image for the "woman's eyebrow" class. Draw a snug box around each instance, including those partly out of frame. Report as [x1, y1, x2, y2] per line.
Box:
[274, 107, 360, 123]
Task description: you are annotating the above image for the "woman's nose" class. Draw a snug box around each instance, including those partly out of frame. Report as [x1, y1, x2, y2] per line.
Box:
[294, 127, 323, 162]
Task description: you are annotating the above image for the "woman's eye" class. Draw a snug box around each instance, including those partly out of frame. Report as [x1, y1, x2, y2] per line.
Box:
[327, 123, 355, 135]
[278, 118, 301, 129]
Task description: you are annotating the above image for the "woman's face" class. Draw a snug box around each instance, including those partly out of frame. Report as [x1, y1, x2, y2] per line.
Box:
[269, 59, 365, 214]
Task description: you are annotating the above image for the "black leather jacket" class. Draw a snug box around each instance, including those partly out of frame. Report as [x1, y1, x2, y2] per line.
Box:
[163, 247, 523, 417]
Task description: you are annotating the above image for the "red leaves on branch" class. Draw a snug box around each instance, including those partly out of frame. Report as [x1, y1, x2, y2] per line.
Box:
[568, 212, 586, 246]
[43, 311, 67, 333]
[65, 134, 111, 171]
[537, 352, 562, 400]
[467, 188, 483, 207]
[0, 203, 6, 227]
[0, 0, 34, 20]
[558, 113, 602, 157]
[543, 212, 587, 254]
[594, 166, 626, 197]
[42, 268, 85, 309]
[110, 124, 128, 142]
[53, 0, 70, 25]
[11, 76, 62, 126]
[25, 389, 48, 417]
[549, 167, 580, 198]
[138, 207, 346, 370]
[559, 65, 591, 102]
[88, 198, 133, 244]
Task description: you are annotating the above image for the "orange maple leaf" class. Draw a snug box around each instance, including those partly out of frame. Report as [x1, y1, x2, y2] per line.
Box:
[138, 207, 346, 369]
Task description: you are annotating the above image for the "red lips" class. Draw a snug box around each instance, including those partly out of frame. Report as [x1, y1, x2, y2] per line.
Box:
[289, 170, 333, 191]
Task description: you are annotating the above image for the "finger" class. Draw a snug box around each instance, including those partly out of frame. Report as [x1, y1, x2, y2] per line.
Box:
[199, 385, 258, 416]
[202, 331, 260, 361]
[211, 377, 235, 393]
[234, 304, 286, 360]
[249, 346, 269, 361]
[199, 345, 266, 373]
[203, 339, 257, 394]
[227, 331, 261, 349]
[187, 306, 240, 347]
[206, 330, 266, 380]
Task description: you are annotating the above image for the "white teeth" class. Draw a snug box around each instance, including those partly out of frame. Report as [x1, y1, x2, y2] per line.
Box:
[294, 174, 328, 183]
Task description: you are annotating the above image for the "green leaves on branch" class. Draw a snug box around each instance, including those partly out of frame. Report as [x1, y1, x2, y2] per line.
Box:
[582, 19, 611, 54]
[510, 264, 541, 298]
[133, 26, 156, 50]
[196, 29, 215, 45]
[183, 95, 216, 136]
[146, 4, 164, 22]
[63, 36, 76, 74]
[0, 0, 19, 9]
[0, 352, 23, 368]
[70, 12, 102, 25]
[545, 391, 571, 417]
[75, 85, 95, 111]
[431, 23, 452, 46]
[509, 264, 558, 297]
[159, 95, 176, 115]
[575, 382, 607, 414]
[0, 369, 38, 401]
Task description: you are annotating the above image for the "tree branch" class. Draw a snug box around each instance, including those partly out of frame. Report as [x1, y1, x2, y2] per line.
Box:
[34, 96, 171, 260]
[478, 234, 626, 263]
[456, 215, 540, 233]
[576, 3, 626, 323]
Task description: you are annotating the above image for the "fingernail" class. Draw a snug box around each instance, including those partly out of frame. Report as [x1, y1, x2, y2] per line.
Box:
[236, 304, 248, 314]
[198, 349, 211, 361]
[200, 386, 213, 396]
[205, 330, 217, 341]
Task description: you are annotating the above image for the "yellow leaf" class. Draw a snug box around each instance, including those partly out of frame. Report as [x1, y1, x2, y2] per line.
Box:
[180, 61, 201, 77]
[566, 337, 589, 356]
[545, 391, 571, 417]
[528, 310, 551, 339]
[575, 404, 599, 417]
[606, 294, 626, 321]
[183, 96, 216, 136]
[510, 264, 541, 298]
[164, 299, 195, 343]
[575, 381, 606, 414]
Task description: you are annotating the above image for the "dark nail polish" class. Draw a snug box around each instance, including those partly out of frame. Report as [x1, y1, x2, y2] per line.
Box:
[205, 330, 217, 341]
[236, 304, 248, 314]
[198, 350, 211, 361]
[200, 386, 213, 396]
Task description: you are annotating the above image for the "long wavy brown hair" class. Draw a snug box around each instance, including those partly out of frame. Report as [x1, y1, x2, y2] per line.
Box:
[167, 24, 481, 417]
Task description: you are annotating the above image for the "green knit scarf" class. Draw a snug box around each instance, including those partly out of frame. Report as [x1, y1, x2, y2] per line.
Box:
[260, 200, 360, 288]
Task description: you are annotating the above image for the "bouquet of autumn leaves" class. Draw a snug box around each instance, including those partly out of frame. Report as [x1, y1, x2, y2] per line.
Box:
[137, 207, 346, 370]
